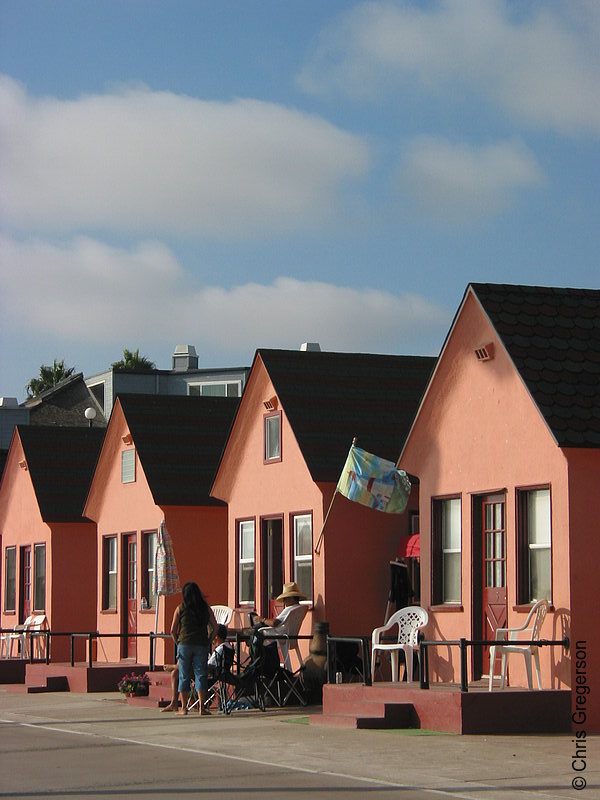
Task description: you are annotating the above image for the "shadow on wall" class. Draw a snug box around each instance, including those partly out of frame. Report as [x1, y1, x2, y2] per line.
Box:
[552, 607, 571, 689]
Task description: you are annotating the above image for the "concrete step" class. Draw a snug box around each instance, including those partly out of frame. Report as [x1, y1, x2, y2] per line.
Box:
[311, 701, 415, 729]
[27, 676, 69, 693]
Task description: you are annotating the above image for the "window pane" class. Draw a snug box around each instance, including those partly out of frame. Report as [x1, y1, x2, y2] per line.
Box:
[201, 383, 226, 397]
[5, 547, 16, 611]
[442, 499, 461, 550]
[443, 552, 461, 603]
[106, 537, 117, 609]
[34, 544, 46, 611]
[240, 523, 254, 559]
[226, 383, 240, 397]
[240, 564, 255, 603]
[530, 549, 551, 601]
[121, 449, 135, 483]
[528, 489, 550, 546]
[147, 533, 157, 609]
[295, 562, 312, 600]
[294, 516, 312, 556]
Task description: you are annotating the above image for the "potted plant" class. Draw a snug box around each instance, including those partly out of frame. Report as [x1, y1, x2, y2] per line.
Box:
[118, 672, 150, 697]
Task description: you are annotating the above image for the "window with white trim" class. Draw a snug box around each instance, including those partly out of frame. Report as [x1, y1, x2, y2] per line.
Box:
[121, 449, 135, 484]
[518, 488, 552, 603]
[188, 380, 241, 397]
[432, 497, 461, 604]
[4, 546, 16, 612]
[293, 514, 313, 601]
[264, 413, 281, 462]
[238, 520, 255, 605]
[33, 543, 46, 611]
[103, 536, 118, 609]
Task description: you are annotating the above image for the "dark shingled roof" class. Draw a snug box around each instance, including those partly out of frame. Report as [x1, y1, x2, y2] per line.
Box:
[117, 394, 239, 506]
[257, 349, 436, 482]
[17, 426, 104, 521]
[470, 283, 600, 448]
[23, 373, 107, 428]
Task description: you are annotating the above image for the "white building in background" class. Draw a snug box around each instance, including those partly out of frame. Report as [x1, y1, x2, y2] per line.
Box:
[85, 345, 250, 420]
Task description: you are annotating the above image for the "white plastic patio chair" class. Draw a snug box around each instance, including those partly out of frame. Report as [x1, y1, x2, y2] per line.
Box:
[27, 615, 49, 660]
[259, 604, 308, 671]
[6, 615, 35, 658]
[371, 606, 429, 683]
[211, 605, 233, 626]
[488, 598, 549, 691]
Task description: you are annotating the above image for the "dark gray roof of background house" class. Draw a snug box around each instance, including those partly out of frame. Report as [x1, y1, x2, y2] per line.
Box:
[22, 373, 107, 428]
[16, 426, 104, 521]
[470, 283, 600, 448]
[256, 349, 437, 482]
[117, 394, 239, 506]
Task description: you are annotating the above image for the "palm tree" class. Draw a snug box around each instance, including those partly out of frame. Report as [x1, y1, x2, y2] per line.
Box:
[26, 359, 76, 397]
[111, 348, 156, 371]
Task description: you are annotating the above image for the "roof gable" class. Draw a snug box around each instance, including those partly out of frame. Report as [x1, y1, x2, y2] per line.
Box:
[471, 284, 600, 448]
[254, 349, 436, 482]
[116, 394, 239, 505]
[17, 425, 104, 521]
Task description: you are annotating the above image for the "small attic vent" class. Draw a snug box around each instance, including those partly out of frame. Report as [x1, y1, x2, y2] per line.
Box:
[263, 396, 278, 411]
[475, 343, 495, 362]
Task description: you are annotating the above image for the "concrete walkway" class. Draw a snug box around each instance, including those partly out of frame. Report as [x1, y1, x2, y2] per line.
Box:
[0, 689, 598, 799]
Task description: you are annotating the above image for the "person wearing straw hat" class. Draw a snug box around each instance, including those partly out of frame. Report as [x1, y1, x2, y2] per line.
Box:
[252, 581, 306, 629]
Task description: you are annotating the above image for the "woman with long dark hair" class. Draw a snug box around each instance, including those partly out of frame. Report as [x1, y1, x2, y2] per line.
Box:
[170, 581, 218, 715]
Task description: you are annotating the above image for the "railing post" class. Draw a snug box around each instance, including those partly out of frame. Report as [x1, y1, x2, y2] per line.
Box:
[88, 634, 94, 669]
[363, 637, 372, 686]
[149, 633, 155, 672]
[420, 640, 429, 689]
[45, 631, 50, 664]
[71, 634, 75, 667]
[460, 638, 468, 692]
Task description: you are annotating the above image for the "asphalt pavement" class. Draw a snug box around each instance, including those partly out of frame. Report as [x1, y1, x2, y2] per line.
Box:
[0, 689, 598, 799]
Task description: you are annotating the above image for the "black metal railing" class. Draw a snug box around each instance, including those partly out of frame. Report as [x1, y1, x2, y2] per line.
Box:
[419, 636, 570, 692]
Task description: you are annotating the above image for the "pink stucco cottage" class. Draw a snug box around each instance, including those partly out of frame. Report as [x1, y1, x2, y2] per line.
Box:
[399, 283, 600, 733]
[83, 394, 238, 666]
[0, 425, 103, 662]
[211, 347, 436, 650]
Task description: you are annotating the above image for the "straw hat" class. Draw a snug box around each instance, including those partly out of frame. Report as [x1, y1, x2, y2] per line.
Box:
[276, 581, 307, 601]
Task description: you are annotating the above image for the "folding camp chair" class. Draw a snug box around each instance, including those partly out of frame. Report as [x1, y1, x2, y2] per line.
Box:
[187, 644, 235, 714]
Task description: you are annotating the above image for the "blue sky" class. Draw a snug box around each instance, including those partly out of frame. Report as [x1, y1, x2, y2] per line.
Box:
[1, 0, 598, 401]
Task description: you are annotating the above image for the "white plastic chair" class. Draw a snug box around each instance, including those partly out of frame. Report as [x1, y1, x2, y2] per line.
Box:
[6, 615, 35, 658]
[260, 604, 308, 670]
[488, 599, 549, 691]
[27, 615, 49, 660]
[211, 605, 233, 626]
[371, 606, 429, 683]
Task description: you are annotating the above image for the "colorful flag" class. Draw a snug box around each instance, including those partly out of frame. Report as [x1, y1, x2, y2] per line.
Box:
[336, 445, 411, 514]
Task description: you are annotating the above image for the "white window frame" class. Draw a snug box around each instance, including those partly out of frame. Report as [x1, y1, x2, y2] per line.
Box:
[4, 546, 16, 612]
[238, 520, 255, 605]
[188, 380, 242, 398]
[292, 514, 313, 602]
[264, 412, 281, 462]
[105, 536, 118, 609]
[121, 448, 135, 484]
[33, 543, 46, 612]
[522, 488, 552, 603]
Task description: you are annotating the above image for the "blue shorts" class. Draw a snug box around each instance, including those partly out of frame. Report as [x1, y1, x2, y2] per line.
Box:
[177, 643, 209, 693]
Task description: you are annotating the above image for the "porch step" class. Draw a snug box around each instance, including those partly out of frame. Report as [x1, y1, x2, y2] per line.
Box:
[311, 701, 414, 729]
[27, 675, 69, 693]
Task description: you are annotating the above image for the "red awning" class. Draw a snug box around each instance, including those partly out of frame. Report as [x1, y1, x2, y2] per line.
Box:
[396, 533, 420, 558]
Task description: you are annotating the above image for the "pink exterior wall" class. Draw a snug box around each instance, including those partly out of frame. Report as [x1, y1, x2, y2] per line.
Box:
[0, 435, 97, 662]
[85, 405, 227, 666]
[565, 448, 600, 733]
[213, 357, 417, 650]
[401, 293, 575, 702]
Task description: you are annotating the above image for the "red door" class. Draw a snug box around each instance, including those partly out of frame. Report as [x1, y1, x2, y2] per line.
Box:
[482, 495, 507, 676]
[124, 534, 137, 659]
[19, 546, 31, 623]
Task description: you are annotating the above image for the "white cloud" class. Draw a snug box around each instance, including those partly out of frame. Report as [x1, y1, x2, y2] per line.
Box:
[0, 234, 448, 357]
[396, 136, 545, 223]
[0, 76, 370, 236]
[297, 0, 600, 137]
